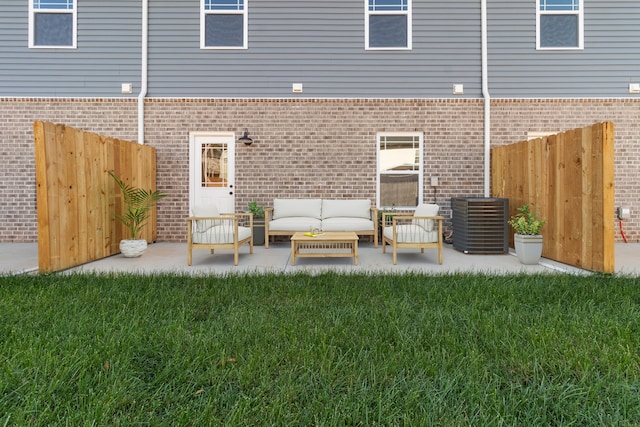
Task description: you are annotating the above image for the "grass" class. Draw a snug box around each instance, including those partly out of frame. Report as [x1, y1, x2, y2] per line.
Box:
[1, 272, 639, 426]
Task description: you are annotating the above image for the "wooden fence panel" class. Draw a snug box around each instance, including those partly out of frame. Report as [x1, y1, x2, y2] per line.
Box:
[34, 121, 157, 273]
[491, 122, 615, 273]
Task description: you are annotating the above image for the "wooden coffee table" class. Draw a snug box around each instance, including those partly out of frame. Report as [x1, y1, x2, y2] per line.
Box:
[290, 232, 359, 265]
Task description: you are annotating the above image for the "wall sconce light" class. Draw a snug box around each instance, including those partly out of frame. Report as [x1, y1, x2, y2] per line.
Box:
[238, 128, 253, 146]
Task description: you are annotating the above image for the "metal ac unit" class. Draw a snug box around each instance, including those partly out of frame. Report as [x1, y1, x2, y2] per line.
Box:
[451, 197, 509, 254]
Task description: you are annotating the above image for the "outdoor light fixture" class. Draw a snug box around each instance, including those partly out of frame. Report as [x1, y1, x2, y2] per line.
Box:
[238, 128, 253, 146]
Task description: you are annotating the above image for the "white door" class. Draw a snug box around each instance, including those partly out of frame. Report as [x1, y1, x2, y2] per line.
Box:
[189, 132, 235, 213]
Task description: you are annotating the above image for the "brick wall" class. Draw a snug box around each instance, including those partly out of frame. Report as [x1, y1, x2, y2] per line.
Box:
[1, 97, 638, 243]
[145, 99, 485, 242]
[0, 98, 138, 242]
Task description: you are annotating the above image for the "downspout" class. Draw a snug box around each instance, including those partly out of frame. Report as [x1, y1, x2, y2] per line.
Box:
[481, 0, 491, 197]
[137, 0, 149, 144]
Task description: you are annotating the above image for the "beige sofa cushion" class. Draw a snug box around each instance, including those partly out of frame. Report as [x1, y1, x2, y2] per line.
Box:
[269, 217, 321, 231]
[321, 199, 371, 220]
[272, 199, 322, 220]
[322, 217, 374, 231]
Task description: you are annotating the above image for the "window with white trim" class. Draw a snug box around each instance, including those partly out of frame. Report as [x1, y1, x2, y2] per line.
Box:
[536, 0, 583, 50]
[366, 0, 412, 50]
[201, 0, 248, 49]
[29, 0, 77, 48]
[377, 133, 423, 209]
[527, 130, 558, 140]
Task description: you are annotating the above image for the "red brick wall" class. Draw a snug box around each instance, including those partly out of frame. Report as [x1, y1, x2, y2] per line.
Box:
[1, 97, 638, 243]
[0, 98, 137, 242]
[145, 99, 485, 242]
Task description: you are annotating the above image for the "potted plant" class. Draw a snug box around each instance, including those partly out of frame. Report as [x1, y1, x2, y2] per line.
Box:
[109, 171, 167, 257]
[508, 204, 546, 265]
[247, 201, 265, 246]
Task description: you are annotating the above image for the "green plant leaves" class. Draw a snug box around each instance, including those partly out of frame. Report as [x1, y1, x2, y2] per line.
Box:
[508, 204, 546, 235]
[109, 171, 167, 239]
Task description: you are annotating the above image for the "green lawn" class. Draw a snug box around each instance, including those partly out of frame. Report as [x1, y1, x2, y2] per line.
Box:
[1, 272, 639, 426]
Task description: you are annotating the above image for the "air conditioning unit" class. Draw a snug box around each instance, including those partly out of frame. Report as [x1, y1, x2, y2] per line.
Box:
[451, 197, 509, 254]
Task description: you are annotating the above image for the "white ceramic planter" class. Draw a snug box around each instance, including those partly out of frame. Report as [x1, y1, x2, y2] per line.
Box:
[514, 234, 543, 265]
[119, 239, 147, 258]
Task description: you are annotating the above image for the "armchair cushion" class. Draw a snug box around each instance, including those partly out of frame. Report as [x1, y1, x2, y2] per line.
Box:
[383, 224, 440, 243]
[412, 204, 439, 231]
[192, 224, 252, 244]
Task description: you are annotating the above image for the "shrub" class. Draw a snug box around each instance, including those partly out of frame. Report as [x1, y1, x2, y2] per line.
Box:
[509, 204, 545, 235]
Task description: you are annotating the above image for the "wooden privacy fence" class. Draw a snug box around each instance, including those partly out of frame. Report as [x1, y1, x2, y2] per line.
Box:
[34, 121, 158, 273]
[491, 122, 615, 273]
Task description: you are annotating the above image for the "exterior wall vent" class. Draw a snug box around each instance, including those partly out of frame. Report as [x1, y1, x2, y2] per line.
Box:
[451, 197, 509, 254]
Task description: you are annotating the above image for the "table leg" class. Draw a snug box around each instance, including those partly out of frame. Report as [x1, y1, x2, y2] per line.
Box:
[291, 240, 296, 266]
[353, 239, 358, 265]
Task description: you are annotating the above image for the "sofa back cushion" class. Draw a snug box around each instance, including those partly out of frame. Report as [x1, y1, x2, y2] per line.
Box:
[321, 199, 371, 220]
[272, 198, 322, 220]
[412, 204, 439, 231]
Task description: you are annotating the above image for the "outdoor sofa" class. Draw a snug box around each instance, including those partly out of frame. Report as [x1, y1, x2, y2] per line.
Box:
[264, 198, 378, 248]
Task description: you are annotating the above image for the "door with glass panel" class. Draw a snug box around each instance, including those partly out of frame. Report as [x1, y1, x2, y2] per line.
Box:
[189, 132, 235, 213]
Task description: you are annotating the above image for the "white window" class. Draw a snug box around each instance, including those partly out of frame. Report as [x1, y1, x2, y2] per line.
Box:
[201, 0, 248, 49]
[527, 130, 558, 140]
[29, 0, 77, 48]
[536, 0, 583, 50]
[377, 132, 423, 209]
[366, 0, 412, 50]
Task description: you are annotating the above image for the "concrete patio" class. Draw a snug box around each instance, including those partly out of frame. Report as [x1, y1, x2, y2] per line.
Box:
[1, 241, 638, 276]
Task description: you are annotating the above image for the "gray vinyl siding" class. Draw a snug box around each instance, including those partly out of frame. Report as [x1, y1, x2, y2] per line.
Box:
[147, 1, 481, 98]
[0, 1, 141, 97]
[2, 1, 639, 99]
[487, 0, 640, 98]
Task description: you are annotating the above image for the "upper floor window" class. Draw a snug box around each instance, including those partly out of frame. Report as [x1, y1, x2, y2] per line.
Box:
[29, 0, 77, 48]
[537, 0, 583, 50]
[201, 0, 248, 49]
[366, 0, 412, 50]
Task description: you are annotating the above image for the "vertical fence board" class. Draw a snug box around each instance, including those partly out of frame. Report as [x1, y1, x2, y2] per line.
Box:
[75, 127, 88, 265]
[565, 129, 583, 267]
[51, 124, 66, 269]
[600, 122, 616, 273]
[104, 134, 117, 255]
[491, 122, 615, 273]
[581, 127, 594, 270]
[544, 136, 558, 259]
[34, 121, 157, 273]
[34, 122, 51, 272]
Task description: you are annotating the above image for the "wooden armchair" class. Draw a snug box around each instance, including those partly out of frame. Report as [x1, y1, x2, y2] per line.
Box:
[187, 205, 253, 266]
[381, 204, 443, 265]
